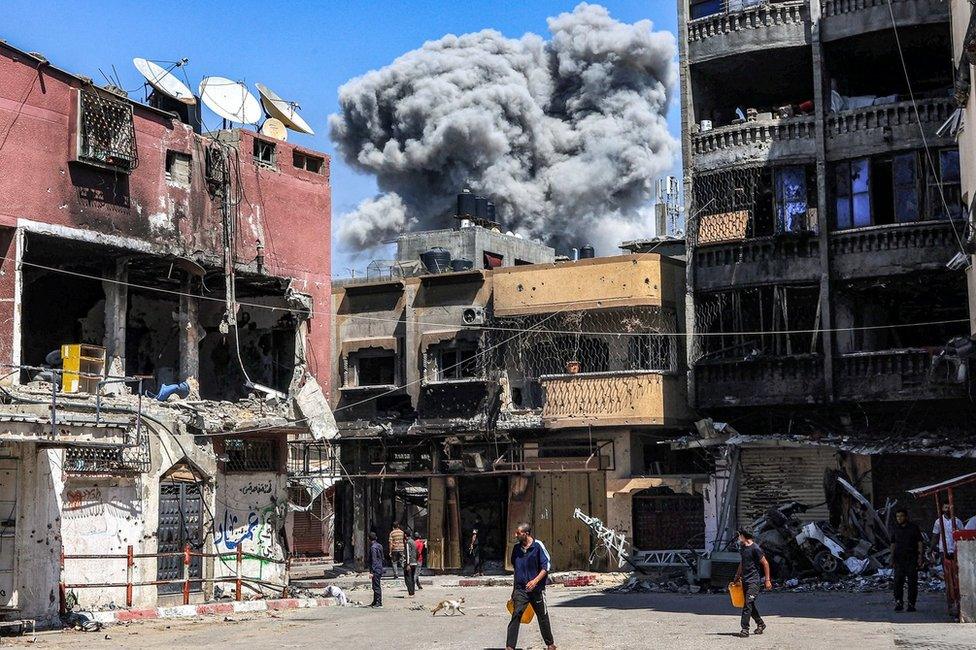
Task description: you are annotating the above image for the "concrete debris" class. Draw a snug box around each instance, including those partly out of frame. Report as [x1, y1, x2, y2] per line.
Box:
[776, 571, 946, 594]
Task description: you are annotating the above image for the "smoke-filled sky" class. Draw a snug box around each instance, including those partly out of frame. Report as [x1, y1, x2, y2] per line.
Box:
[330, 3, 678, 258]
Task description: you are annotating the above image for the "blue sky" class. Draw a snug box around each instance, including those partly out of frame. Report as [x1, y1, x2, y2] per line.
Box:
[4, 0, 681, 274]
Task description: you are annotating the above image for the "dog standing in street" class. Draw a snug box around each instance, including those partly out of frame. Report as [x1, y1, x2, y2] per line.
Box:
[431, 597, 465, 616]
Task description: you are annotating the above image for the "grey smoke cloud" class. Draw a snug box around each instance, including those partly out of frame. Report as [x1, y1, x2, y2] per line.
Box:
[330, 3, 676, 254]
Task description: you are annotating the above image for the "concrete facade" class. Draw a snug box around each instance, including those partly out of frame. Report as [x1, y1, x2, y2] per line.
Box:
[395, 226, 555, 272]
[0, 40, 332, 625]
[680, 0, 976, 546]
[330, 252, 699, 571]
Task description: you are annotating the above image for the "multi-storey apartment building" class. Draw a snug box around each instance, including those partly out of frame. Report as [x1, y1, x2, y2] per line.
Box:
[679, 0, 976, 546]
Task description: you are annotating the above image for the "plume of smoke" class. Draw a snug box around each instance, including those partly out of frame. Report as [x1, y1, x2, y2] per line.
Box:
[330, 3, 676, 254]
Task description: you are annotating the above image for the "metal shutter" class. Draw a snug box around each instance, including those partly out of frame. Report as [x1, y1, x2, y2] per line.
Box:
[738, 447, 835, 524]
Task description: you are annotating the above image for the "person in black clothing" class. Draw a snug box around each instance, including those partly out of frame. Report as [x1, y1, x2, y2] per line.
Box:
[889, 507, 924, 612]
[368, 532, 385, 608]
[734, 528, 772, 638]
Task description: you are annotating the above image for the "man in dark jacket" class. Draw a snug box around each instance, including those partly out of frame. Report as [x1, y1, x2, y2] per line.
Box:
[369, 532, 384, 608]
[506, 523, 555, 650]
[890, 507, 924, 612]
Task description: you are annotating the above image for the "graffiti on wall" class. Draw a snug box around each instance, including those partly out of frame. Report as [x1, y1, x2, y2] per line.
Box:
[214, 474, 286, 581]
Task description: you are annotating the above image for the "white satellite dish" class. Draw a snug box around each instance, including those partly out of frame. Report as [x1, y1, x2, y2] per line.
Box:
[199, 76, 262, 125]
[133, 58, 196, 105]
[261, 118, 288, 141]
[255, 82, 314, 135]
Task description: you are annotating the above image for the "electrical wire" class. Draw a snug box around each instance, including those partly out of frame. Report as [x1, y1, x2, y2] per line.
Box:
[11, 257, 967, 339]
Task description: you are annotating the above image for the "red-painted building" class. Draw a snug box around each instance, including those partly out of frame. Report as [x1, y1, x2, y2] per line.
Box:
[0, 41, 331, 397]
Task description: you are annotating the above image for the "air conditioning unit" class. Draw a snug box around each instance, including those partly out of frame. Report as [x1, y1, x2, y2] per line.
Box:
[461, 307, 485, 326]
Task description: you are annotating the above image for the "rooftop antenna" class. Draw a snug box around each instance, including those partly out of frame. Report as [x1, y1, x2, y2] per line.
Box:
[133, 57, 196, 105]
[260, 118, 288, 141]
[199, 76, 262, 128]
[255, 82, 314, 135]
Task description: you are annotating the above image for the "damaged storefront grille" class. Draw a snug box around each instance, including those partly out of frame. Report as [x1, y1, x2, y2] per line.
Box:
[64, 439, 150, 475]
[78, 89, 138, 172]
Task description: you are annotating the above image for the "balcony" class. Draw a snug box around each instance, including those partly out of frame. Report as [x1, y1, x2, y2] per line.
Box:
[539, 371, 689, 429]
[835, 349, 966, 401]
[829, 220, 960, 279]
[688, 1, 810, 64]
[691, 117, 816, 172]
[694, 355, 825, 408]
[825, 98, 955, 161]
[821, 0, 949, 42]
[695, 234, 820, 291]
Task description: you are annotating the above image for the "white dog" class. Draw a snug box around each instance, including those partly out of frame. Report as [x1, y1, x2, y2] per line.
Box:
[431, 597, 465, 616]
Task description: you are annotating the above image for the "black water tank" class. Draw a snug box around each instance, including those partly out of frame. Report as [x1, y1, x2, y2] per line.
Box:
[475, 196, 488, 219]
[486, 201, 496, 222]
[580, 244, 595, 259]
[457, 190, 477, 218]
[420, 247, 452, 273]
[450, 258, 474, 272]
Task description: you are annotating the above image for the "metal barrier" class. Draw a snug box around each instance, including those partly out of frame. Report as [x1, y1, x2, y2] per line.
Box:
[59, 544, 289, 613]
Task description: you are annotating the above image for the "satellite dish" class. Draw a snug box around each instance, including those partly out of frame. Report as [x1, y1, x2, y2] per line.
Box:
[261, 118, 288, 141]
[133, 58, 196, 105]
[255, 82, 314, 135]
[199, 76, 262, 125]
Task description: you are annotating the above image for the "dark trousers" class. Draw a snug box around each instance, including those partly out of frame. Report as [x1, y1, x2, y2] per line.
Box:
[740, 582, 764, 631]
[404, 565, 416, 596]
[370, 570, 382, 606]
[507, 587, 553, 649]
[893, 560, 919, 606]
[416, 565, 423, 589]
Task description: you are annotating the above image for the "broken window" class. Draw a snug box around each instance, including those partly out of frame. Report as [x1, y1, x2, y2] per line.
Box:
[773, 166, 808, 233]
[693, 284, 822, 362]
[690, 0, 723, 19]
[430, 341, 480, 381]
[165, 151, 191, 186]
[77, 89, 138, 173]
[693, 165, 817, 243]
[293, 150, 324, 173]
[834, 158, 871, 230]
[833, 150, 961, 229]
[347, 349, 396, 387]
[223, 437, 280, 473]
[928, 149, 962, 220]
[253, 138, 276, 167]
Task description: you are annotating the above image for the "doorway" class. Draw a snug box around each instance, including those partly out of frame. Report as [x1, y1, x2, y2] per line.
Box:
[157, 474, 204, 595]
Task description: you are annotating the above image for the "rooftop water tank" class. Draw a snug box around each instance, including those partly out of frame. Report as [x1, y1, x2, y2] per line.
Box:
[450, 258, 474, 272]
[580, 244, 595, 259]
[457, 190, 477, 219]
[420, 247, 452, 274]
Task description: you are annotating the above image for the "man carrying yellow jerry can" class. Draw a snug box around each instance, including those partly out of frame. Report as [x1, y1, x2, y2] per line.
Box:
[729, 528, 773, 638]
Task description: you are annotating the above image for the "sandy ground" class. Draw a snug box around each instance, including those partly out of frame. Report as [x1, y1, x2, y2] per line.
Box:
[5, 580, 975, 649]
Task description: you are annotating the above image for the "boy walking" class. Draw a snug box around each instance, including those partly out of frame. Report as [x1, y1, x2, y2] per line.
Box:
[734, 528, 772, 638]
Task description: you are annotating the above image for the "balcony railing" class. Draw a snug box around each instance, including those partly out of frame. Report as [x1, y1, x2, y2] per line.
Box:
[825, 98, 954, 160]
[539, 371, 686, 428]
[835, 349, 965, 401]
[821, 0, 948, 41]
[829, 220, 961, 278]
[695, 234, 820, 290]
[688, 1, 809, 63]
[691, 116, 816, 172]
[695, 354, 825, 408]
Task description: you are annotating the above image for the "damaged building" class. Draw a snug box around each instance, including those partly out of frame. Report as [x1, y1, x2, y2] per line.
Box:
[0, 41, 333, 626]
[679, 0, 976, 563]
[330, 203, 695, 572]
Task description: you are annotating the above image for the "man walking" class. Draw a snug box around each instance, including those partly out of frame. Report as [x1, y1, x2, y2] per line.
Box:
[931, 503, 965, 560]
[369, 532, 384, 608]
[413, 531, 426, 591]
[470, 526, 484, 577]
[506, 523, 555, 650]
[890, 507, 924, 612]
[389, 522, 406, 579]
[404, 528, 419, 597]
[734, 528, 772, 638]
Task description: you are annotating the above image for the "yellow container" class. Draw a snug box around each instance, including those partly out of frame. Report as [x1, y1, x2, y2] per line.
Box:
[506, 599, 535, 624]
[728, 580, 745, 608]
[60, 344, 106, 394]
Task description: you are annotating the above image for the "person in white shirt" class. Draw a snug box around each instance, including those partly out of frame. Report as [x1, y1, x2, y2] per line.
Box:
[931, 503, 965, 557]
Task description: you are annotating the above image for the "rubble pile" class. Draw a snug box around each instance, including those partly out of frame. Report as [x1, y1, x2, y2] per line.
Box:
[779, 570, 946, 594]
